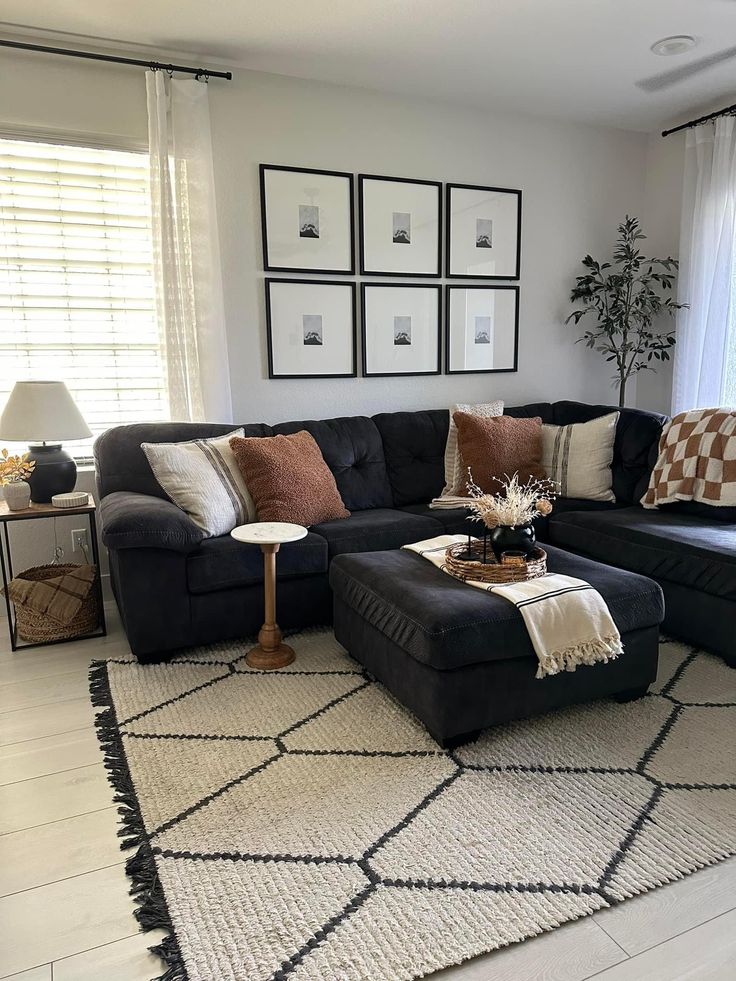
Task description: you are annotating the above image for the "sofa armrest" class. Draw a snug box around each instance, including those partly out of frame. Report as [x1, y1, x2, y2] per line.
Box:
[100, 491, 204, 553]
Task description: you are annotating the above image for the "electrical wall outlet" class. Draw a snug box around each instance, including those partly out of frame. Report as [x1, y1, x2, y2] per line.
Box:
[71, 528, 89, 553]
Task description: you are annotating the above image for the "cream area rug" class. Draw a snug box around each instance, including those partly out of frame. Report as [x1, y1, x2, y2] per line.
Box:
[90, 631, 736, 981]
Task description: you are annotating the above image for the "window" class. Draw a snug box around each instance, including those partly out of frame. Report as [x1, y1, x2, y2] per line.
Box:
[0, 137, 168, 459]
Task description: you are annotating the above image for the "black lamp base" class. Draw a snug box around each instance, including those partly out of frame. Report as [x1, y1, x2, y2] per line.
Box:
[27, 444, 77, 503]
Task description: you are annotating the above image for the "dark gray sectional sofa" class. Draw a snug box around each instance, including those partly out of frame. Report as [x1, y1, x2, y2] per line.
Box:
[95, 400, 735, 665]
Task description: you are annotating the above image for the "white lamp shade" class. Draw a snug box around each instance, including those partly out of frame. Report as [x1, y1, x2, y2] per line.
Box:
[0, 381, 92, 442]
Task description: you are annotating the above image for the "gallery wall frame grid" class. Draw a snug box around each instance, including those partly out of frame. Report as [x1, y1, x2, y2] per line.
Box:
[260, 164, 356, 275]
[358, 174, 443, 278]
[360, 282, 442, 377]
[444, 284, 520, 375]
[265, 277, 358, 379]
[445, 182, 522, 280]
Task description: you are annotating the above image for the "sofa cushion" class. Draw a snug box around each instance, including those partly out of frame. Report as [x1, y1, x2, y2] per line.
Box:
[443, 401, 504, 495]
[372, 409, 449, 506]
[547, 402, 666, 505]
[405, 498, 621, 540]
[541, 412, 618, 502]
[230, 431, 349, 526]
[271, 416, 392, 511]
[549, 508, 736, 601]
[401, 503, 477, 536]
[533, 497, 623, 541]
[94, 422, 273, 499]
[311, 508, 442, 558]
[100, 491, 205, 553]
[454, 411, 544, 491]
[186, 532, 328, 594]
[142, 429, 256, 537]
[659, 500, 736, 524]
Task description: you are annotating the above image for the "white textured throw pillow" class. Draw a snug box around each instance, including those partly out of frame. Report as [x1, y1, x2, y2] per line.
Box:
[541, 412, 619, 502]
[442, 400, 504, 496]
[142, 429, 256, 537]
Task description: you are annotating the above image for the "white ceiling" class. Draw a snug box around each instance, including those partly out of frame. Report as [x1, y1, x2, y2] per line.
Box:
[1, 0, 735, 131]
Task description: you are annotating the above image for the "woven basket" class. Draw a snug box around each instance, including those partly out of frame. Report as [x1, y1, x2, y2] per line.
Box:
[444, 541, 547, 584]
[13, 564, 100, 644]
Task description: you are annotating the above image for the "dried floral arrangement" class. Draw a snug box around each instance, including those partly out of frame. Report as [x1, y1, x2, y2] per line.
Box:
[0, 449, 36, 485]
[465, 471, 557, 529]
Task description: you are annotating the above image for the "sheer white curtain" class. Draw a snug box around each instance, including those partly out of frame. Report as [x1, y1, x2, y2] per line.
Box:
[146, 70, 232, 423]
[672, 116, 736, 414]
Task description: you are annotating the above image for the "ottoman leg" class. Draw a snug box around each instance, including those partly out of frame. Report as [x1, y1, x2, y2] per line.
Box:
[434, 729, 482, 750]
[614, 685, 650, 704]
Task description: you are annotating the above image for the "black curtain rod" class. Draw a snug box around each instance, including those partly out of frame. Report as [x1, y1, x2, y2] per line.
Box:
[662, 101, 736, 137]
[0, 37, 232, 80]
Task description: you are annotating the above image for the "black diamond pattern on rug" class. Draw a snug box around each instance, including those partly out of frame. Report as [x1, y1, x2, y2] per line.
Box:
[91, 633, 736, 981]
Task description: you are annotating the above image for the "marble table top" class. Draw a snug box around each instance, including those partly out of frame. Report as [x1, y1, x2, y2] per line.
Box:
[230, 521, 308, 545]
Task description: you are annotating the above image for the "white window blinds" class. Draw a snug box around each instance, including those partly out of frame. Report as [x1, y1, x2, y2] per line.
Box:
[0, 137, 169, 458]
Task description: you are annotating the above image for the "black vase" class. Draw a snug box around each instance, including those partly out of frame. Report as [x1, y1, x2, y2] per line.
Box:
[489, 523, 536, 563]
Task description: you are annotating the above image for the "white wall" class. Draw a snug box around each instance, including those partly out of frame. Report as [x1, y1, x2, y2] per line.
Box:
[0, 48, 651, 584]
[1, 49, 649, 425]
[214, 71, 648, 418]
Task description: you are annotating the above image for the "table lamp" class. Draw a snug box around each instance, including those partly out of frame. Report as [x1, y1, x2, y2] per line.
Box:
[0, 381, 92, 503]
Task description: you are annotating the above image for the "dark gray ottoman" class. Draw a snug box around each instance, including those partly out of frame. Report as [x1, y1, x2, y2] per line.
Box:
[330, 544, 665, 746]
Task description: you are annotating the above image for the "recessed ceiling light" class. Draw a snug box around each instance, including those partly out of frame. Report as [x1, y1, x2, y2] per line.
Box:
[650, 35, 698, 57]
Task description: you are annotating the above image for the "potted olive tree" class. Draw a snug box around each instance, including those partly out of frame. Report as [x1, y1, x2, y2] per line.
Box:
[566, 215, 685, 407]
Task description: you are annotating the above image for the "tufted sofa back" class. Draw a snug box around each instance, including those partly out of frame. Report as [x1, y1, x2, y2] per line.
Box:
[95, 401, 666, 511]
[373, 401, 667, 507]
[94, 415, 393, 511]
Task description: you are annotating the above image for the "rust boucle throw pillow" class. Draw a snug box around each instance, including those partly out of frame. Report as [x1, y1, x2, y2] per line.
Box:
[453, 411, 544, 494]
[229, 431, 349, 526]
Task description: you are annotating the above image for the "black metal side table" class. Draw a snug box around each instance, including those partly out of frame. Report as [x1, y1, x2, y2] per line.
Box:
[0, 498, 107, 651]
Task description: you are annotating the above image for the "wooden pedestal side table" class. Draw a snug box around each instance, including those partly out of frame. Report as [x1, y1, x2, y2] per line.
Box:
[231, 521, 308, 670]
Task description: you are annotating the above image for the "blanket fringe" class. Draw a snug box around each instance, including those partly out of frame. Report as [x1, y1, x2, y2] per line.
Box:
[535, 635, 623, 679]
[90, 660, 189, 981]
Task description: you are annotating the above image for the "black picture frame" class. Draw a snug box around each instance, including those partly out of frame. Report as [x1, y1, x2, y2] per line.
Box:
[445, 182, 522, 280]
[259, 164, 356, 275]
[361, 282, 442, 377]
[265, 278, 358, 379]
[444, 284, 519, 375]
[358, 174, 442, 277]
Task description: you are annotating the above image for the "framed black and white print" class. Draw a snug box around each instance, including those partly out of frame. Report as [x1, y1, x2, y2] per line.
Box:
[265, 279, 357, 379]
[361, 284, 441, 377]
[446, 183, 521, 279]
[260, 165, 355, 274]
[445, 285, 519, 374]
[359, 175, 442, 276]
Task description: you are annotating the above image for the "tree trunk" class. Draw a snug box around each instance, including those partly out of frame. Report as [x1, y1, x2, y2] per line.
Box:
[618, 374, 626, 407]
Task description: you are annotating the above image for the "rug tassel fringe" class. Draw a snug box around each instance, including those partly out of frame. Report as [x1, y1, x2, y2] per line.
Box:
[90, 661, 188, 981]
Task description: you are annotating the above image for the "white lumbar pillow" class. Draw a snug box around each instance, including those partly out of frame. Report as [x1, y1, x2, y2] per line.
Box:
[142, 429, 256, 538]
[541, 412, 619, 502]
[442, 400, 504, 496]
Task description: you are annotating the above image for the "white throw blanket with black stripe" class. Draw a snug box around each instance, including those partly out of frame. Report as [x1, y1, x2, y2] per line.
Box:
[403, 535, 623, 679]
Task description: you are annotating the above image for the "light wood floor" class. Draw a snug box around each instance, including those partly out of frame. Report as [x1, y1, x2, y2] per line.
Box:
[0, 606, 734, 980]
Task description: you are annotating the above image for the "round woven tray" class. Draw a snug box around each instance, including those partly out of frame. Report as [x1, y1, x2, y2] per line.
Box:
[444, 541, 547, 584]
[13, 563, 100, 643]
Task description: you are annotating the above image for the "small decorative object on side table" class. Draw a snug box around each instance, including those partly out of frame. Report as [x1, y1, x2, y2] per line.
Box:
[230, 521, 308, 669]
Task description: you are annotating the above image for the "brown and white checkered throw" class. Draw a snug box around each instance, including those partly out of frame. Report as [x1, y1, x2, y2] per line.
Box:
[5, 564, 96, 625]
[642, 408, 736, 511]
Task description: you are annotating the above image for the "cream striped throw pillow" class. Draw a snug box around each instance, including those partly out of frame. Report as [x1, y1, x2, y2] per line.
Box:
[142, 429, 256, 538]
[541, 413, 619, 502]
